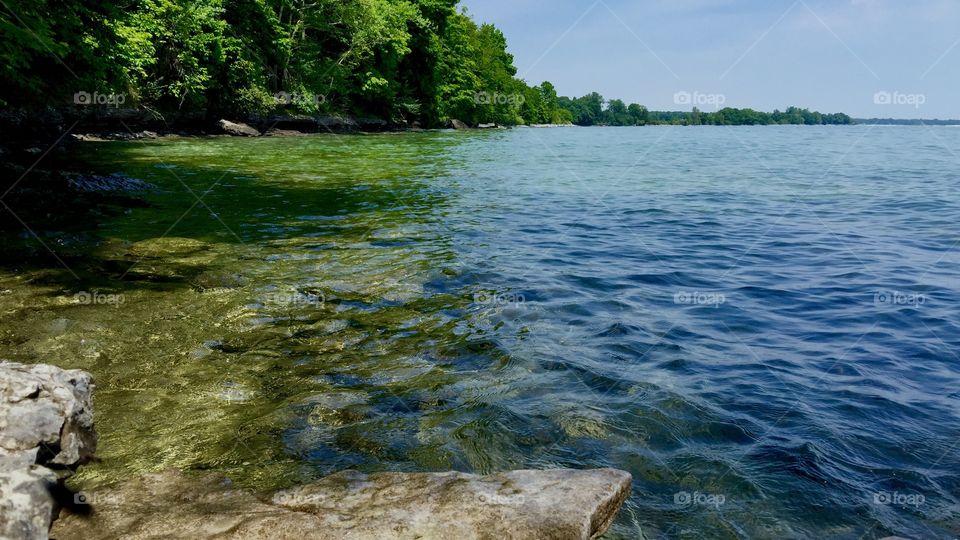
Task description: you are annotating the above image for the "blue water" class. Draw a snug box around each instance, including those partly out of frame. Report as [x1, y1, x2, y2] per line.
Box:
[7, 126, 959, 539]
[442, 126, 960, 538]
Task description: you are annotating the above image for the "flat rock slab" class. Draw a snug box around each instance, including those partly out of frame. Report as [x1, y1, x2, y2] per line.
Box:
[52, 468, 631, 539]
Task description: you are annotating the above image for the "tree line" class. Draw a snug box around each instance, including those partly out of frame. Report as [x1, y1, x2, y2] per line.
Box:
[557, 93, 852, 126]
[0, 0, 850, 127]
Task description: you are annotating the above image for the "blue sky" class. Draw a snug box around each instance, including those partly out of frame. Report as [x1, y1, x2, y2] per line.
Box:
[459, 0, 960, 118]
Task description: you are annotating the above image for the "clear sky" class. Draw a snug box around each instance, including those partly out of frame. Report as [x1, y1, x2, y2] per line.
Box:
[459, 0, 960, 119]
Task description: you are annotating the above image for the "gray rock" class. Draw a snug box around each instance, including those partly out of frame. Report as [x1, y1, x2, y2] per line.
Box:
[276, 468, 633, 539]
[477, 123, 498, 129]
[0, 362, 96, 468]
[0, 461, 58, 540]
[218, 119, 261, 137]
[0, 362, 97, 539]
[448, 119, 470, 130]
[52, 468, 631, 539]
[317, 116, 359, 131]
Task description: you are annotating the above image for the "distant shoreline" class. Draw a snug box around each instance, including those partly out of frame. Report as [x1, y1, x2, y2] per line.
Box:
[854, 118, 960, 126]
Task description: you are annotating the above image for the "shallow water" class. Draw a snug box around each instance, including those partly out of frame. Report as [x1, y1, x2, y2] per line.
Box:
[1, 126, 959, 538]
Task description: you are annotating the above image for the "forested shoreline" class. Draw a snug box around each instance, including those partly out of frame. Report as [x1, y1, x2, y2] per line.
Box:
[2, 0, 851, 128]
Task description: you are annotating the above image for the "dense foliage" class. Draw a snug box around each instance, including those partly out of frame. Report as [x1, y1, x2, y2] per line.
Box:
[0, 0, 554, 125]
[1, 0, 849, 127]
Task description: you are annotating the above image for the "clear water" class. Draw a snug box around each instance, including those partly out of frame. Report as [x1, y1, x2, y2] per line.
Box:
[1, 126, 958, 539]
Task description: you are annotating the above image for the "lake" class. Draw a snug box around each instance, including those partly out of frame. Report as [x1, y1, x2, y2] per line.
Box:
[1, 126, 958, 539]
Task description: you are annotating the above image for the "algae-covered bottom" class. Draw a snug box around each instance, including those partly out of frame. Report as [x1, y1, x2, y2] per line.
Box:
[1, 127, 958, 539]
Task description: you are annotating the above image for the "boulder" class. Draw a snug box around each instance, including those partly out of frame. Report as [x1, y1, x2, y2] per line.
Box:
[52, 468, 631, 539]
[448, 119, 469, 130]
[0, 362, 96, 469]
[218, 120, 260, 137]
[477, 123, 498, 129]
[0, 362, 97, 539]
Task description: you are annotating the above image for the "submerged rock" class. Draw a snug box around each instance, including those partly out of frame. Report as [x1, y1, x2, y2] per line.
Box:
[127, 237, 210, 258]
[52, 468, 631, 539]
[65, 172, 157, 193]
[190, 269, 248, 291]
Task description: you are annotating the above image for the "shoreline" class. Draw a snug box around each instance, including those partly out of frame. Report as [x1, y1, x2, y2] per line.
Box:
[5, 107, 951, 153]
[1, 361, 633, 539]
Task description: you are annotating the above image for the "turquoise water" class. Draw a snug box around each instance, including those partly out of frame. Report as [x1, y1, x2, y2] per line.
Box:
[1, 126, 958, 538]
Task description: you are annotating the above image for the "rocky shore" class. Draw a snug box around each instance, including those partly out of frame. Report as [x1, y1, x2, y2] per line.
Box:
[0, 362, 632, 539]
[0, 108, 521, 150]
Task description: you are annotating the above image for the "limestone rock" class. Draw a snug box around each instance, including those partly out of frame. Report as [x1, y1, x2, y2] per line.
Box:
[276, 468, 633, 539]
[52, 468, 631, 539]
[0, 362, 96, 468]
[448, 119, 469, 130]
[0, 362, 97, 539]
[218, 119, 261, 137]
